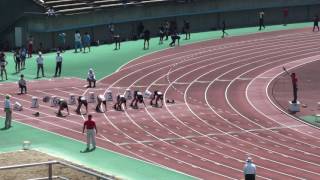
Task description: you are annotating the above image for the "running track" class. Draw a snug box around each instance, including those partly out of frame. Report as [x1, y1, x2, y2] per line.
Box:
[1, 28, 320, 179]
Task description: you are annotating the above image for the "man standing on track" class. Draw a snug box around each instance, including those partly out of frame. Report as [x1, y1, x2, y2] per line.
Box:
[82, 114, 98, 151]
[54, 51, 62, 77]
[3, 95, 12, 129]
[243, 157, 256, 180]
[291, 73, 298, 103]
[36, 52, 45, 78]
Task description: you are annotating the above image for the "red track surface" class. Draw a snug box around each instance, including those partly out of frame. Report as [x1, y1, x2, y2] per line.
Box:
[1, 28, 320, 179]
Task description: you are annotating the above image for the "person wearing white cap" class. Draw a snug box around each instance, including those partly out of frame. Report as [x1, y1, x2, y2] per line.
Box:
[54, 51, 63, 77]
[3, 95, 12, 129]
[87, 68, 96, 88]
[36, 51, 45, 78]
[243, 157, 256, 180]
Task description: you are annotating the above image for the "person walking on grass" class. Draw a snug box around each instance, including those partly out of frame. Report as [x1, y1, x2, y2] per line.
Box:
[258, 10, 265, 31]
[0, 52, 8, 81]
[183, 20, 191, 40]
[13, 48, 21, 73]
[3, 95, 12, 129]
[20, 47, 27, 70]
[143, 29, 151, 50]
[313, 15, 319, 32]
[36, 52, 45, 78]
[221, 20, 229, 38]
[54, 51, 63, 77]
[82, 114, 98, 151]
[83, 32, 91, 53]
[243, 157, 256, 180]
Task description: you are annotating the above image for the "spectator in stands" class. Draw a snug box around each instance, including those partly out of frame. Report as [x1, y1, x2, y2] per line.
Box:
[313, 15, 319, 32]
[183, 20, 191, 40]
[83, 32, 91, 53]
[82, 114, 98, 151]
[3, 95, 12, 129]
[243, 157, 256, 180]
[18, 74, 27, 94]
[283, 8, 289, 26]
[221, 20, 229, 38]
[13, 48, 21, 73]
[36, 51, 45, 78]
[143, 29, 150, 50]
[27, 36, 34, 58]
[19, 46, 27, 69]
[0, 52, 8, 81]
[54, 51, 63, 77]
[87, 68, 96, 88]
[113, 34, 121, 50]
[74, 30, 82, 53]
[258, 10, 265, 31]
[159, 25, 165, 44]
[58, 32, 66, 52]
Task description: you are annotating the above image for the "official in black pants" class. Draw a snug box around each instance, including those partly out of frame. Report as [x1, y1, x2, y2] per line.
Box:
[54, 51, 63, 77]
[36, 52, 45, 78]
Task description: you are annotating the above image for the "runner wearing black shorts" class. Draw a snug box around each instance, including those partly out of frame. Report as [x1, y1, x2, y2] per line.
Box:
[57, 99, 70, 117]
[114, 95, 127, 111]
[130, 91, 146, 109]
[76, 96, 88, 114]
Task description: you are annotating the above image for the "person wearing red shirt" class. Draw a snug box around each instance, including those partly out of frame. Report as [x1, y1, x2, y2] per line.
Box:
[291, 73, 298, 103]
[82, 114, 98, 151]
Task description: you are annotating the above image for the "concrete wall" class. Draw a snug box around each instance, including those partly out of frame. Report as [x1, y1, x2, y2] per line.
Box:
[1, 0, 320, 50]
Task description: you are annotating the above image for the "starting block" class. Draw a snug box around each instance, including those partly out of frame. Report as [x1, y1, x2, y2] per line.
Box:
[105, 90, 113, 101]
[125, 88, 132, 100]
[289, 101, 300, 112]
[14, 102, 23, 111]
[31, 97, 39, 108]
[68, 94, 76, 105]
[144, 90, 152, 99]
[88, 92, 95, 103]
[50, 96, 60, 107]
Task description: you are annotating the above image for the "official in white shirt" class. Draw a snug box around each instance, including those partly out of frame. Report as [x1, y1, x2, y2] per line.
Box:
[87, 68, 96, 88]
[36, 52, 45, 78]
[74, 31, 82, 53]
[243, 157, 256, 180]
[54, 51, 63, 77]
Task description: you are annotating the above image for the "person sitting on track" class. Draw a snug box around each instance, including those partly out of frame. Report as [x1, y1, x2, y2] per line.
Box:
[76, 96, 88, 115]
[114, 94, 127, 111]
[96, 95, 107, 113]
[57, 99, 70, 117]
[87, 68, 96, 88]
[150, 90, 164, 107]
[130, 91, 146, 109]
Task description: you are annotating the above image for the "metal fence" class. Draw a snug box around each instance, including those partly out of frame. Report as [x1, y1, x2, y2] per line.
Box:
[0, 160, 114, 180]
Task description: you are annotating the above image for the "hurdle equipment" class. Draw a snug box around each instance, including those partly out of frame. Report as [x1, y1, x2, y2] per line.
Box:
[50, 96, 60, 107]
[144, 90, 152, 99]
[68, 94, 76, 105]
[105, 90, 113, 101]
[88, 92, 96, 103]
[124, 88, 132, 100]
[31, 97, 39, 108]
[13, 102, 23, 111]
[289, 101, 300, 112]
